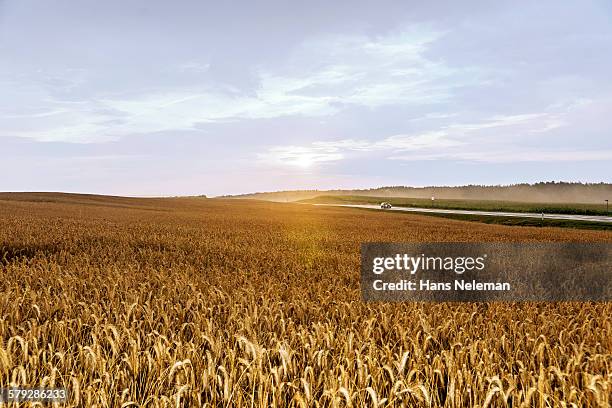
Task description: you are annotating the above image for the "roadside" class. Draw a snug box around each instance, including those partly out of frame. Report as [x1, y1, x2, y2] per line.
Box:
[311, 203, 612, 230]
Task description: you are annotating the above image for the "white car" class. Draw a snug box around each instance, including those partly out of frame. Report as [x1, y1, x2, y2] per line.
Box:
[380, 202, 392, 209]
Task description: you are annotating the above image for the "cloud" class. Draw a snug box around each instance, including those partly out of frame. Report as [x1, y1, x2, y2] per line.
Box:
[259, 131, 462, 167]
[389, 150, 612, 163]
[259, 107, 608, 167]
[0, 26, 462, 143]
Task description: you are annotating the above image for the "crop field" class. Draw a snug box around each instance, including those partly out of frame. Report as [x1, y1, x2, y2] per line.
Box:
[0, 193, 611, 407]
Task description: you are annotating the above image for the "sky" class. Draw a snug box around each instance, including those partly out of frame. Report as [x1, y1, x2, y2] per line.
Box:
[1, 1, 611, 196]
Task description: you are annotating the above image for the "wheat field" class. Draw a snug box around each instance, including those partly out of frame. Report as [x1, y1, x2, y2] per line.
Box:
[0, 193, 611, 407]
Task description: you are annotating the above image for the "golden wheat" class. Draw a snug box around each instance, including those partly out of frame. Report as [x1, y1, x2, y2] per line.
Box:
[0, 194, 610, 407]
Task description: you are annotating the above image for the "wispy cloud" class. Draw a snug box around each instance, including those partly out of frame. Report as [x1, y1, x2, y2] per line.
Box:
[1, 26, 462, 143]
[259, 108, 604, 167]
[389, 150, 612, 163]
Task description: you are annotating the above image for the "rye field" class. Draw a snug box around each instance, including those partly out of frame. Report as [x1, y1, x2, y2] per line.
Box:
[0, 193, 611, 407]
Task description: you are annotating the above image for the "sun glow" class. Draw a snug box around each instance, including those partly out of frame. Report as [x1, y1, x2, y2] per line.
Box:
[260, 145, 343, 168]
[290, 154, 316, 168]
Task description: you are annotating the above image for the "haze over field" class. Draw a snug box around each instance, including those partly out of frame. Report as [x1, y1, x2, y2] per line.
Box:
[230, 182, 612, 204]
[1, 1, 611, 196]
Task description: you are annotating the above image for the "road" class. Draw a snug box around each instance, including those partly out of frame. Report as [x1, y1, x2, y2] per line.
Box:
[313, 203, 612, 223]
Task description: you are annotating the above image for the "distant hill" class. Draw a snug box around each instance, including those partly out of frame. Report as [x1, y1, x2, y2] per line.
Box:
[223, 182, 612, 204]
